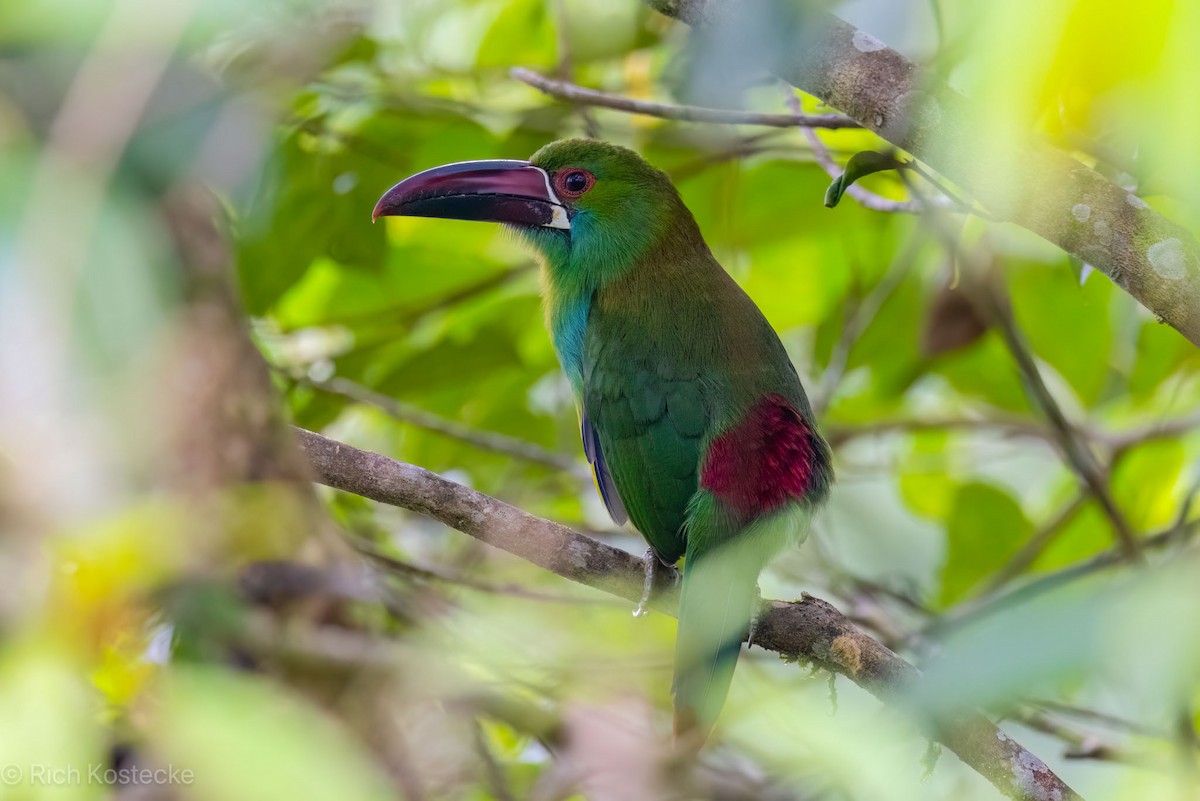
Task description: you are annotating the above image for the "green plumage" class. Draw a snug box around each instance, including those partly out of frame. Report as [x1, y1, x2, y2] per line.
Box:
[521, 140, 832, 738]
[375, 137, 832, 741]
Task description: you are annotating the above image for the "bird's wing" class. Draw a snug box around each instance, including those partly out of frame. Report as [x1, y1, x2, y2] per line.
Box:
[581, 407, 627, 526]
[583, 349, 708, 564]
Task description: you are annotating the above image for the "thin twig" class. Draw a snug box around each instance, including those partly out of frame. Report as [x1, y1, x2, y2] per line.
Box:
[472, 719, 517, 801]
[828, 412, 1200, 452]
[301, 265, 534, 332]
[511, 67, 860, 129]
[905, 159, 996, 220]
[287, 372, 591, 482]
[1030, 699, 1176, 739]
[1012, 707, 1166, 769]
[908, 180, 1141, 560]
[350, 537, 623, 606]
[928, 518, 1198, 638]
[812, 231, 921, 415]
[668, 132, 793, 181]
[979, 285, 1141, 560]
[973, 492, 1089, 597]
[826, 416, 1055, 447]
[1106, 412, 1200, 453]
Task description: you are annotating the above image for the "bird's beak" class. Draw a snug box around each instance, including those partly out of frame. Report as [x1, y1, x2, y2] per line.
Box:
[372, 159, 570, 229]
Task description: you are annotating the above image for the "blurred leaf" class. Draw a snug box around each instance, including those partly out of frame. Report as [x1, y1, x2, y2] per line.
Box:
[154, 667, 395, 801]
[1009, 258, 1113, 406]
[935, 332, 1029, 412]
[237, 133, 387, 314]
[0, 646, 103, 801]
[839, 275, 926, 416]
[1112, 440, 1185, 531]
[939, 482, 1032, 606]
[1032, 500, 1109, 571]
[921, 283, 988, 358]
[477, 0, 555, 69]
[1129, 319, 1197, 400]
[898, 431, 959, 520]
[1039, 0, 1173, 131]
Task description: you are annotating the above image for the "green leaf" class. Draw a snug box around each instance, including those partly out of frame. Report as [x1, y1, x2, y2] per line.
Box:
[1033, 501, 1109, 572]
[898, 431, 959, 520]
[823, 151, 905, 208]
[934, 332, 1029, 412]
[154, 667, 395, 801]
[1009, 258, 1113, 407]
[1112, 440, 1186, 530]
[938, 482, 1032, 607]
[1129, 319, 1197, 399]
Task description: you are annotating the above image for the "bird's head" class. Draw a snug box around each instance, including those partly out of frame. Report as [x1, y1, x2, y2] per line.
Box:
[372, 139, 694, 281]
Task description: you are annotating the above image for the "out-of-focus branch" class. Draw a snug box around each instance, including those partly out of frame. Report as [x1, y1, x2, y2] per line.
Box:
[827, 413, 1200, 451]
[929, 516, 1198, 639]
[295, 428, 1083, 801]
[511, 67, 859, 129]
[1012, 707, 1165, 769]
[812, 231, 921, 414]
[974, 280, 1140, 559]
[899, 163, 1141, 560]
[349, 537, 622, 606]
[290, 372, 591, 482]
[827, 416, 1054, 447]
[975, 492, 1088, 597]
[642, 1, 1200, 346]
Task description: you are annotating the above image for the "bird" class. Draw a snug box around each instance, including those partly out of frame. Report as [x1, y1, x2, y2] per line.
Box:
[372, 139, 832, 742]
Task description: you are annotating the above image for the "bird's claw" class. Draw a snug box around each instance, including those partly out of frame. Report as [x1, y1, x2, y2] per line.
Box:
[633, 548, 674, 618]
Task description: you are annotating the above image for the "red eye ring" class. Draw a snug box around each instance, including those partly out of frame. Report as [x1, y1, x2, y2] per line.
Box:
[553, 169, 595, 199]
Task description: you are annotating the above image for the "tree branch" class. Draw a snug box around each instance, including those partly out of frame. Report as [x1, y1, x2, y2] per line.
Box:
[641, 1, 1200, 346]
[286, 371, 590, 481]
[295, 427, 1082, 801]
[973, 277, 1141, 559]
[511, 67, 860, 130]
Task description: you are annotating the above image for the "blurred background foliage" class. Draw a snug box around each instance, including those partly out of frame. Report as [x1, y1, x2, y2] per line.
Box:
[1, 0, 1199, 799]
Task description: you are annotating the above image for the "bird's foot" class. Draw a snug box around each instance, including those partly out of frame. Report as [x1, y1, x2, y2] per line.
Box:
[633, 548, 675, 618]
[745, 584, 765, 649]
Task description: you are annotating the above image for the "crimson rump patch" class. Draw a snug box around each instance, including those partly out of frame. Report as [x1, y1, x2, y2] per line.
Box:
[699, 394, 819, 516]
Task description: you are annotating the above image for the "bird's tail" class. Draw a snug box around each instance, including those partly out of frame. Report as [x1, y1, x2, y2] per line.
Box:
[671, 533, 764, 743]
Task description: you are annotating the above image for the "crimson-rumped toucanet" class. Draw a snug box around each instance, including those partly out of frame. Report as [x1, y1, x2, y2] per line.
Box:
[373, 139, 833, 741]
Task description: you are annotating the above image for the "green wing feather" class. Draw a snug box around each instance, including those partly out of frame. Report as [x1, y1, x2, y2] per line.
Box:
[582, 338, 708, 564]
[577, 249, 825, 739]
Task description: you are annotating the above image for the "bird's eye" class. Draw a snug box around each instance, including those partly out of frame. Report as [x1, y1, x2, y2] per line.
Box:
[554, 169, 595, 198]
[564, 172, 588, 192]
